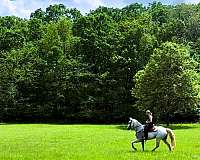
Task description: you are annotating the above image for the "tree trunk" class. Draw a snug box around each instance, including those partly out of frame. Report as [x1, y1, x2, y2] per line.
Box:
[166, 112, 170, 126]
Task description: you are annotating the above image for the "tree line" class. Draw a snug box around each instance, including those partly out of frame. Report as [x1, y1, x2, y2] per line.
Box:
[0, 2, 200, 123]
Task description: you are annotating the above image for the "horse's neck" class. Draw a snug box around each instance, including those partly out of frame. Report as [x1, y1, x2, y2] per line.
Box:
[136, 121, 142, 127]
[135, 122, 144, 132]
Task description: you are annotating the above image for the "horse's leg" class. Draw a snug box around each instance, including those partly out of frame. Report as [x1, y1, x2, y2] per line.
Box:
[141, 139, 145, 151]
[131, 139, 142, 151]
[162, 138, 172, 151]
[152, 138, 161, 151]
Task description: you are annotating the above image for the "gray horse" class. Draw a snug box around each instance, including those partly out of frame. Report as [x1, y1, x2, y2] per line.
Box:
[127, 117, 176, 151]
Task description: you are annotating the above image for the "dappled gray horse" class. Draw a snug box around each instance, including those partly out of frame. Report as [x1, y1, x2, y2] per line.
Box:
[127, 117, 176, 151]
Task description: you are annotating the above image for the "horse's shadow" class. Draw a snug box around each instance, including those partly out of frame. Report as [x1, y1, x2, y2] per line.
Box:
[128, 150, 147, 153]
[127, 150, 162, 153]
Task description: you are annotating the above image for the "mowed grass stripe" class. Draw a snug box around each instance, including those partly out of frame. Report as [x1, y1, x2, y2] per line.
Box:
[0, 124, 199, 160]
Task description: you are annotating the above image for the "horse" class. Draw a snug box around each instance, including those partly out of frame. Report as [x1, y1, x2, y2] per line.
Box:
[127, 117, 176, 151]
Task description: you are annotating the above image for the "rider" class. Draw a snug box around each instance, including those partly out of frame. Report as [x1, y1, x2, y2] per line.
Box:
[144, 110, 154, 140]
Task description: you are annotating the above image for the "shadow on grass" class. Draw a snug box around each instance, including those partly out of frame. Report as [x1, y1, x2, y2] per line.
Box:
[116, 124, 198, 131]
[0, 120, 100, 125]
[116, 125, 128, 130]
[161, 125, 198, 130]
[128, 150, 156, 153]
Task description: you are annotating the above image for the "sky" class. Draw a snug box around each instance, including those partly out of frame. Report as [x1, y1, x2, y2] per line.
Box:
[0, 0, 200, 19]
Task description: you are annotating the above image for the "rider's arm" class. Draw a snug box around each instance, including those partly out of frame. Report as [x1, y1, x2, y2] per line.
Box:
[146, 115, 153, 123]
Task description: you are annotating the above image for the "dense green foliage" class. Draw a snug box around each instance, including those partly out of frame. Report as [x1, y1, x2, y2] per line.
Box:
[134, 42, 200, 120]
[0, 3, 200, 123]
[0, 124, 199, 159]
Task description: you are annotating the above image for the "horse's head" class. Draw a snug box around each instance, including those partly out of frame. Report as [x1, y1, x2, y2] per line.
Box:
[127, 117, 136, 130]
[127, 117, 142, 131]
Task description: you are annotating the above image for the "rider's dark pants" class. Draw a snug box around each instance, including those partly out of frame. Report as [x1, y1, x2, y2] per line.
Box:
[144, 122, 153, 140]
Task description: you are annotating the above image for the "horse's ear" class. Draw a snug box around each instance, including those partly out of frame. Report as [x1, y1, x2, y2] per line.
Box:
[129, 117, 132, 120]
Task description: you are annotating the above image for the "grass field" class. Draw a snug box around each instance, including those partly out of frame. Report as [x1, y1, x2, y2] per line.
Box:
[0, 123, 199, 160]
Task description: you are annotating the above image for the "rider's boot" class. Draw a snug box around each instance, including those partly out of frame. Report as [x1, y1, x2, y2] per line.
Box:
[144, 131, 148, 141]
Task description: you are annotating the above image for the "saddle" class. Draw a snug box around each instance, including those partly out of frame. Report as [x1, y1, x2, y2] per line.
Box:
[148, 126, 157, 132]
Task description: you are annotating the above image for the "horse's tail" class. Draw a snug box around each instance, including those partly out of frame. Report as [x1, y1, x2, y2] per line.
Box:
[166, 128, 176, 150]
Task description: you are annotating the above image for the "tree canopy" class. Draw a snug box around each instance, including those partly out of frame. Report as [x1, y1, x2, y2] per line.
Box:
[0, 2, 200, 123]
[134, 42, 199, 121]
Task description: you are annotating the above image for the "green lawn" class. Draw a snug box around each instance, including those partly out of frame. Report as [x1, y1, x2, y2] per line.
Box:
[0, 123, 199, 160]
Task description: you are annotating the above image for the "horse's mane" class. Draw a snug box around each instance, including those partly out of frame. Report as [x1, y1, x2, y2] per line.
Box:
[132, 118, 142, 126]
